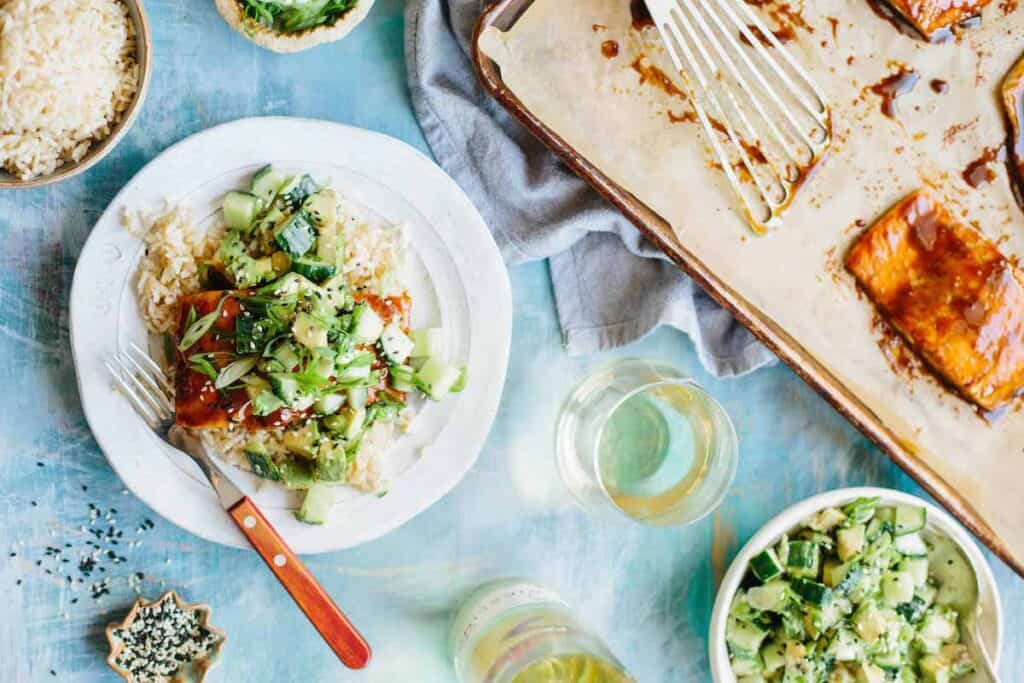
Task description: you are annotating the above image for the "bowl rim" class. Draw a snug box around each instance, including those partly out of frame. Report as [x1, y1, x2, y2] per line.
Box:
[0, 0, 152, 189]
[707, 486, 1004, 682]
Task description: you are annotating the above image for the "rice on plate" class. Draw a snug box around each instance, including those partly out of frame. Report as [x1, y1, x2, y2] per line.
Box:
[0, 0, 139, 181]
[126, 166, 466, 523]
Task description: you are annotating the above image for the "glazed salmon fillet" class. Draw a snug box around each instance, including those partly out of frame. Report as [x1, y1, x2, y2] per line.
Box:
[883, 0, 991, 39]
[846, 191, 1024, 411]
[174, 290, 309, 430]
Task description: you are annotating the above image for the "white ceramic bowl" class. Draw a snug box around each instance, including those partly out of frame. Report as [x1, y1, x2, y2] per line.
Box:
[709, 487, 1003, 682]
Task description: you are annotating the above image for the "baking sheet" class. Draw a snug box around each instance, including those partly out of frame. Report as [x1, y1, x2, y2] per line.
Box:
[478, 0, 1024, 569]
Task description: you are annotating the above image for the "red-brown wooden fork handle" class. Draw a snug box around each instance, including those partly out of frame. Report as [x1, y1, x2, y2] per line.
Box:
[227, 497, 372, 669]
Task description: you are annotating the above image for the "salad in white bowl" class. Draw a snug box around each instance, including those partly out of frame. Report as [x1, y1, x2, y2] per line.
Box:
[709, 488, 1002, 683]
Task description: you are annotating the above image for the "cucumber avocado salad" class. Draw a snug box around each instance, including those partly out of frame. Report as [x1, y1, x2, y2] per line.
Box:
[175, 165, 464, 525]
[727, 498, 976, 683]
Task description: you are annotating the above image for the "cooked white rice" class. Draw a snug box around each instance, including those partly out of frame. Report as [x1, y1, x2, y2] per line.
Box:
[0, 0, 139, 180]
[129, 191, 410, 493]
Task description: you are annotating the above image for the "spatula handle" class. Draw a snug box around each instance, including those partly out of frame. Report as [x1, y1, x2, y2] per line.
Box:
[228, 497, 371, 669]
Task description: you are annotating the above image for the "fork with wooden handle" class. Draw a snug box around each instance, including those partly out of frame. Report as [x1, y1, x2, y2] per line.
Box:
[107, 342, 372, 670]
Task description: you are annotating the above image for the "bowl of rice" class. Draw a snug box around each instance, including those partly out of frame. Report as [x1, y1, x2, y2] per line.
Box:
[0, 0, 151, 188]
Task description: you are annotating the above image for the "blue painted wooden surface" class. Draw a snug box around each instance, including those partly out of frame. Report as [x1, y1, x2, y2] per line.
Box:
[0, 1, 1020, 680]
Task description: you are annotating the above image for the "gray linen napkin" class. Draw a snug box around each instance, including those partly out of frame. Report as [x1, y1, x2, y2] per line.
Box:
[404, 0, 776, 376]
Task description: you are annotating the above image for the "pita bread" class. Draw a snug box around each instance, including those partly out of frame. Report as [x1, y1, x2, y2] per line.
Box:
[215, 0, 376, 53]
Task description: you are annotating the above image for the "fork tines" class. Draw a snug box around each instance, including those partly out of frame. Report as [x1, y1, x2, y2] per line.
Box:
[107, 342, 174, 429]
[643, 0, 832, 233]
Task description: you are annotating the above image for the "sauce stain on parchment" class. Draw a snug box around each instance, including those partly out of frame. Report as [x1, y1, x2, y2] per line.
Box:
[962, 145, 1006, 189]
[601, 40, 620, 59]
[867, 65, 921, 118]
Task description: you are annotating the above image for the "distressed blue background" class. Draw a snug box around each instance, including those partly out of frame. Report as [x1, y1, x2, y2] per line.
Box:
[0, 1, 1019, 680]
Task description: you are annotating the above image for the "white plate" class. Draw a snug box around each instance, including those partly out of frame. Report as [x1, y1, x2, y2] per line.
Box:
[709, 487, 1003, 682]
[70, 117, 512, 553]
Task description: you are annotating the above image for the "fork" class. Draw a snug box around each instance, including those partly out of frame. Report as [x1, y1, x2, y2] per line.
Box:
[107, 342, 372, 670]
[642, 0, 832, 233]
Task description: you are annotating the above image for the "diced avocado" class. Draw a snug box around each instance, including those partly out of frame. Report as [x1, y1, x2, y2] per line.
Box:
[295, 484, 333, 525]
[827, 628, 863, 662]
[856, 663, 886, 683]
[293, 313, 329, 349]
[282, 422, 320, 459]
[894, 532, 928, 557]
[919, 606, 958, 643]
[790, 577, 831, 606]
[271, 342, 301, 372]
[268, 272, 317, 297]
[278, 458, 315, 490]
[219, 230, 276, 287]
[321, 274, 350, 310]
[304, 189, 338, 228]
[806, 506, 846, 532]
[841, 497, 880, 525]
[336, 352, 373, 383]
[894, 505, 926, 536]
[823, 559, 852, 588]
[837, 524, 866, 562]
[251, 164, 287, 203]
[726, 616, 769, 655]
[786, 540, 820, 579]
[244, 441, 280, 481]
[411, 327, 444, 358]
[746, 580, 790, 612]
[379, 323, 414, 365]
[729, 652, 764, 677]
[243, 375, 271, 403]
[919, 644, 974, 682]
[760, 640, 786, 673]
[321, 406, 365, 442]
[415, 357, 463, 400]
[314, 392, 346, 416]
[276, 174, 319, 213]
[269, 373, 301, 404]
[898, 557, 929, 588]
[881, 570, 916, 607]
[273, 211, 316, 257]
[853, 603, 888, 644]
[252, 391, 285, 417]
[291, 255, 336, 282]
[351, 303, 384, 343]
[223, 191, 261, 231]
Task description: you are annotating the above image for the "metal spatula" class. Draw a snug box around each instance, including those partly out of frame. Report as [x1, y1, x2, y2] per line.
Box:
[643, 0, 832, 233]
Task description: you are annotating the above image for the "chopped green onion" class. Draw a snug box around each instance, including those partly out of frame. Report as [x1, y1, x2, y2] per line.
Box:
[215, 355, 259, 390]
[178, 295, 231, 351]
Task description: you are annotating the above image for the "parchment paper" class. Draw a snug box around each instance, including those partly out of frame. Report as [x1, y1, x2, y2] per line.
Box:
[480, 0, 1024, 564]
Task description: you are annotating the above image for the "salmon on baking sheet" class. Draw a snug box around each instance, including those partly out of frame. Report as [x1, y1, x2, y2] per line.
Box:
[1003, 54, 1024, 199]
[883, 0, 992, 39]
[174, 290, 309, 430]
[846, 191, 1024, 411]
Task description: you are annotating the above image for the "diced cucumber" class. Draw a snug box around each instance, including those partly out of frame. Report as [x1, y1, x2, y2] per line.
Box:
[786, 540, 820, 579]
[314, 393, 345, 417]
[273, 211, 316, 257]
[295, 484, 333, 525]
[380, 323, 414, 364]
[321, 274, 350, 310]
[269, 374, 301, 404]
[346, 386, 368, 409]
[292, 313, 329, 349]
[837, 524, 866, 562]
[750, 549, 784, 583]
[411, 328, 444, 358]
[272, 342, 301, 371]
[336, 359, 372, 383]
[223, 191, 261, 231]
[726, 616, 769, 655]
[894, 505, 926, 536]
[277, 174, 319, 213]
[389, 364, 415, 392]
[806, 506, 846, 532]
[746, 580, 789, 612]
[415, 358, 463, 400]
[283, 422, 319, 459]
[856, 663, 887, 683]
[894, 532, 928, 557]
[351, 304, 384, 344]
[244, 442, 280, 481]
[278, 459, 314, 491]
[729, 652, 764, 677]
[919, 606, 958, 643]
[881, 570, 916, 607]
[252, 390, 285, 416]
[790, 577, 831, 606]
[291, 255, 336, 282]
[919, 644, 974, 682]
[898, 557, 929, 588]
[827, 628, 863, 662]
[841, 497, 880, 525]
[251, 164, 287, 203]
[853, 603, 888, 643]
